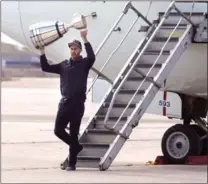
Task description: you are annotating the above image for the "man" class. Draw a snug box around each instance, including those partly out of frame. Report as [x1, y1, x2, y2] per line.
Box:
[39, 30, 95, 171]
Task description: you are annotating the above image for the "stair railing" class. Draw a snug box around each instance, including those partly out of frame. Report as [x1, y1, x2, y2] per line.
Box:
[87, 1, 130, 89]
[103, 0, 196, 136]
[86, 1, 153, 94]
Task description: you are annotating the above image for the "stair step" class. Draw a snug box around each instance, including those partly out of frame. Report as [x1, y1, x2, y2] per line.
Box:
[127, 77, 153, 81]
[152, 37, 179, 42]
[79, 143, 109, 157]
[152, 22, 187, 38]
[123, 77, 153, 91]
[81, 143, 109, 147]
[101, 102, 136, 117]
[160, 23, 187, 28]
[138, 24, 187, 32]
[147, 37, 178, 50]
[104, 103, 136, 108]
[119, 89, 145, 94]
[134, 51, 169, 69]
[136, 63, 162, 68]
[159, 12, 207, 17]
[85, 129, 117, 144]
[76, 156, 101, 168]
[143, 50, 170, 55]
[116, 89, 144, 104]
[129, 63, 162, 79]
[134, 50, 169, 66]
[96, 115, 128, 121]
[95, 115, 127, 130]
[127, 76, 153, 80]
[78, 156, 101, 161]
[87, 129, 116, 134]
[158, 12, 206, 25]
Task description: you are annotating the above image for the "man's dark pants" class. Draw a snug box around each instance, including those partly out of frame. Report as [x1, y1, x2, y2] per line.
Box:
[54, 97, 85, 166]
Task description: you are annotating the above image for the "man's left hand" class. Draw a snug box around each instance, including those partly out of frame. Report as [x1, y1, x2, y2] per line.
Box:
[80, 29, 88, 38]
[80, 30, 88, 41]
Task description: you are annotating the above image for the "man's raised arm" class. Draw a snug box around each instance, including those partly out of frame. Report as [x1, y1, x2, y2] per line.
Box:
[80, 30, 95, 69]
[39, 48, 61, 74]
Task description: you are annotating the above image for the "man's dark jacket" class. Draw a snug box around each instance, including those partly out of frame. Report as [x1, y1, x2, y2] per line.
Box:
[40, 42, 95, 102]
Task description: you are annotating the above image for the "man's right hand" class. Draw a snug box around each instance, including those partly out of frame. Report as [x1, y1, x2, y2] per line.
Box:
[39, 47, 45, 55]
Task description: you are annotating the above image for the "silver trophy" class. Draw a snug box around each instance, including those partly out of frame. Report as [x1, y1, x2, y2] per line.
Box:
[29, 12, 96, 49]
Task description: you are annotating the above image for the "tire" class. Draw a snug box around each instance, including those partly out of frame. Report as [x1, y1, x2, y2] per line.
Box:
[161, 124, 202, 164]
[201, 138, 208, 155]
[190, 124, 208, 155]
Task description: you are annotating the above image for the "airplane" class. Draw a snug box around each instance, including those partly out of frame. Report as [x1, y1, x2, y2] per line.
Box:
[1, 32, 41, 78]
[1, 0, 207, 169]
[1, 32, 32, 58]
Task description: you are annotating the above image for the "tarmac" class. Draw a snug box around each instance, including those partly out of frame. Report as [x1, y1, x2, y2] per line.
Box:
[1, 78, 207, 183]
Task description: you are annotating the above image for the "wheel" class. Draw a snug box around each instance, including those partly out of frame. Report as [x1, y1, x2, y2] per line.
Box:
[190, 124, 208, 155]
[202, 137, 208, 155]
[161, 124, 202, 164]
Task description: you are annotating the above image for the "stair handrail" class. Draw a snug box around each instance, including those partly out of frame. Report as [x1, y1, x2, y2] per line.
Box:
[103, 0, 195, 134]
[86, 1, 153, 94]
[87, 16, 139, 92]
[103, 1, 176, 131]
[86, 3, 138, 94]
[87, 1, 131, 92]
[112, 1, 198, 130]
[189, 1, 195, 18]
[112, 17, 185, 132]
[87, 1, 134, 94]
[172, 4, 195, 27]
[145, 1, 153, 19]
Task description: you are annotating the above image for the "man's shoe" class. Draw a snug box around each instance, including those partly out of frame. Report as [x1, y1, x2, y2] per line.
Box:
[67, 144, 83, 170]
[66, 165, 76, 171]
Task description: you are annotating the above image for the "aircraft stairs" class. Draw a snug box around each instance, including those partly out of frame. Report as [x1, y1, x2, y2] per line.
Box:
[61, 1, 206, 171]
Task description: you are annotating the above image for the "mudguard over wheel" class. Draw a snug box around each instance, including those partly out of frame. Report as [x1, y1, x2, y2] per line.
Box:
[190, 124, 208, 155]
[161, 124, 202, 164]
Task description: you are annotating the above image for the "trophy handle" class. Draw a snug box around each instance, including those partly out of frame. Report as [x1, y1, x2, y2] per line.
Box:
[65, 24, 74, 31]
[69, 12, 96, 30]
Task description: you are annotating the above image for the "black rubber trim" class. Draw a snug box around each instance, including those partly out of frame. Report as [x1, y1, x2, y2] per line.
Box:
[87, 129, 117, 134]
[135, 63, 162, 68]
[152, 37, 179, 42]
[81, 143, 109, 147]
[104, 103, 136, 108]
[160, 23, 187, 28]
[55, 21, 63, 38]
[77, 156, 101, 161]
[97, 115, 128, 121]
[127, 77, 150, 81]
[143, 50, 170, 55]
[159, 12, 207, 17]
[119, 89, 145, 94]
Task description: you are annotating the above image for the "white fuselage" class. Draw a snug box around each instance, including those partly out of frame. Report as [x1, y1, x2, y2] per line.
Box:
[1, 33, 35, 58]
[1, 1, 207, 99]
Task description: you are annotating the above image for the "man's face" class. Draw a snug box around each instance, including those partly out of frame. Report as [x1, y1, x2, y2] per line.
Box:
[70, 45, 81, 59]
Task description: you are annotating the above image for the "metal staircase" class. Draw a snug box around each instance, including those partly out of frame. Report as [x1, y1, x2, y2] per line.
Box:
[61, 1, 204, 171]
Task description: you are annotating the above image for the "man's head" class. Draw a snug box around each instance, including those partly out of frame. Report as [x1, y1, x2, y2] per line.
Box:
[68, 40, 82, 60]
